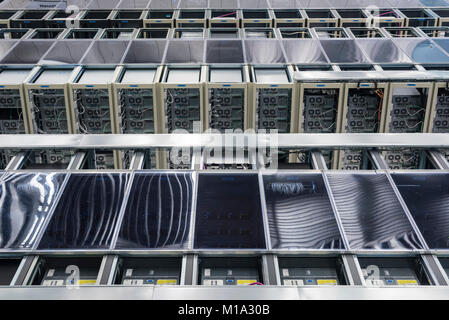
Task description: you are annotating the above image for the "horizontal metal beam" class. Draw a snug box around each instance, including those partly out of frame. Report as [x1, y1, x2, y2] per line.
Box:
[0, 286, 449, 300]
[1, 134, 449, 150]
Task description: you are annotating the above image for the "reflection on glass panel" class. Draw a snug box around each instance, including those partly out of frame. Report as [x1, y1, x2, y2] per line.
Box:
[394, 39, 449, 64]
[0, 173, 66, 250]
[263, 173, 344, 249]
[326, 173, 423, 250]
[392, 173, 449, 249]
[356, 39, 412, 63]
[320, 39, 370, 63]
[37, 173, 130, 250]
[282, 40, 329, 64]
[115, 172, 193, 249]
[244, 40, 286, 64]
[194, 173, 266, 249]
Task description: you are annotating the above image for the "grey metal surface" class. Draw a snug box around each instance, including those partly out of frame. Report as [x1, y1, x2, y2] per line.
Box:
[0, 134, 448, 150]
[1, 285, 449, 300]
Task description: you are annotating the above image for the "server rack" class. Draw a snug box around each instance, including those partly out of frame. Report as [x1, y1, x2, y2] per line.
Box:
[208, 9, 240, 28]
[272, 9, 305, 28]
[204, 65, 249, 132]
[242, 9, 273, 28]
[304, 9, 339, 28]
[69, 66, 120, 169]
[175, 9, 207, 28]
[112, 65, 163, 169]
[144, 9, 175, 28]
[296, 72, 345, 169]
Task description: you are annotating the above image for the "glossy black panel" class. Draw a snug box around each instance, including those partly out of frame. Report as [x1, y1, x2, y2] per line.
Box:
[0, 172, 66, 250]
[115, 172, 194, 249]
[392, 173, 449, 249]
[263, 173, 344, 249]
[37, 173, 130, 250]
[326, 173, 423, 250]
[194, 173, 266, 249]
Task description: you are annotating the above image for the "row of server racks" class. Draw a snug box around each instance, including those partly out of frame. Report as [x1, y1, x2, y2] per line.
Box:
[0, 62, 448, 170]
[8, 6, 449, 29]
[0, 169, 449, 290]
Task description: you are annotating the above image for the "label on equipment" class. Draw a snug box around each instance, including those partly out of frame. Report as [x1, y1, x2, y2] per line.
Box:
[42, 280, 64, 286]
[236, 279, 257, 286]
[78, 280, 96, 285]
[396, 279, 418, 286]
[156, 279, 177, 285]
[282, 269, 289, 277]
[203, 279, 224, 286]
[283, 279, 304, 286]
[204, 268, 211, 277]
[47, 269, 55, 277]
[366, 279, 384, 286]
[317, 279, 338, 286]
[123, 279, 144, 285]
[125, 269, 133, 276]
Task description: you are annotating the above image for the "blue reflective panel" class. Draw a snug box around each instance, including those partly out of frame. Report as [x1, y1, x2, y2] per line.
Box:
[392, 173, 449, 249]
[194, 173, 266, 249]
[37, 173, 130, 250]
[0, 172, 66, 250]
[395, 39, 449, 64]
[326, 173, 423, 250]
[115, 172, 194, 249]
[263, 173, 344, 249]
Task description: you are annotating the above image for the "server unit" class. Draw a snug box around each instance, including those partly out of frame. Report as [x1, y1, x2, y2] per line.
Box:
[359, 257, 432, 286]
[427, 76, 449, 134]
[367, 8, 405, 28]
[10, 10, 51, 28]
[27, 256, 103, 286]
[337, 9, 370, 28]
[199, 257, 263, 286]
[176, 9, 207, 28]
[159, 66, 205, 169]
[242, 9, 273, 28]
[339, 77, 389, 170]
[243, 27, 275, 38]
[24, 66, 74, 134]
[99, 28, 136, 39]
[0, 28, 29, 39]
[208, 28, 242, 38]
[62, 28, 101, 39]
[113, 257, 182, 286]
[250, 65, 297, 134]
[297, 71, 345, 169]
[110, 10, 145, 28]
[79, 10, 113, 28]
[272, 9, 305, 28]
[399, 8, 438, 28]
[0, 11, 20, 28]
[384, 78, 433, 169]
[208, 9, 240, 28]
[278, 257, 348, 286]
[0, 67, 32, 134]
[304, 9, 339, 28]
[112, 66, 162, 169]
[205, 66, 249, 132]
[431, 8, 449, 27]
[144, 9, 175, 28]
[44, 9, 81, 29]
[171, 28, 205, 39]
[69, 66, 119, 169]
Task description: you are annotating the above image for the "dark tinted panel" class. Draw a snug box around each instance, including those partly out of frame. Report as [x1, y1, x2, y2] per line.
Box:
[392, 173, 449, 249]
[0, 173, 66, 250]
[263, 173, 344, 249]
[115, 172, 194, 249]
[327, 173, 423, 250]
[38, 173, 130, 250]
[194, 173, 266, 249]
